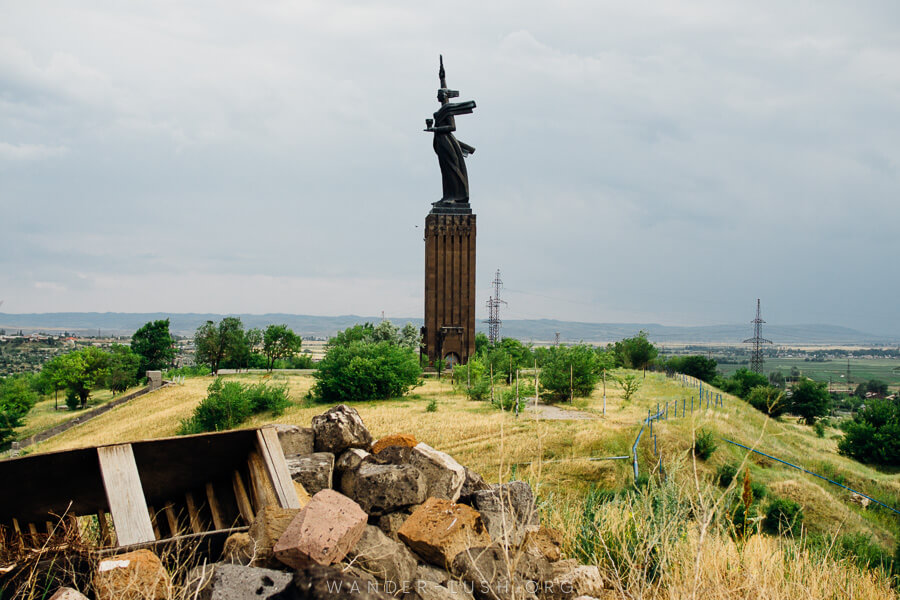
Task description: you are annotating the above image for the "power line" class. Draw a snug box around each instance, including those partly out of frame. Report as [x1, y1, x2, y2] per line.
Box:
[484, 269, 506, 344]
[743, 298, 772, 374]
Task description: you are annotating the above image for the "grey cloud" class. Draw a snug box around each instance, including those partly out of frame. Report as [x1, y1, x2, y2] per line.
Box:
[1, 1, 898, 334]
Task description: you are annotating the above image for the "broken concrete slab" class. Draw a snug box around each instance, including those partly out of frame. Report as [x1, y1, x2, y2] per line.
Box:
[286, 452, 334, 495]
[408, 443, 466, 502]
[248, 505, 301, 568]
[472, 482, 540, 548]
[48, 589, 89, 600]
[404, 580, 476, 600]
[94, 549, 169, 600]
[269, 563, 392, 600]
[275, 424, 315, 456]
[341, 462, 428, 515]
[398, 497, 491, 568]
[458, 467, 491, 504]
[372, 433, 418, 455]
[311, 404, 373, 454]
[347, 525, 418, 586]
[378, 511, 411, 542]
[221, 532, 254, 566]
[522, 526, 564, 563]
[194, 563, 293, 600]
[273, 489, 368, 568]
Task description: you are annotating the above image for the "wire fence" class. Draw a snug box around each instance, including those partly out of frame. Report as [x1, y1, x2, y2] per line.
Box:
[633, 373, 900, 517]
[631, 372, 725, 479]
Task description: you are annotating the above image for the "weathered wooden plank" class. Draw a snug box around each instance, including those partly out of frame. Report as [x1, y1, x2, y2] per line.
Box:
[97, 509, 112, 546]
[97, 444, 155, 546]
[185, 492, 203, 534]
[256, 428, 302, 509]
[148, 506, 162, 540]
[205, 483, 226, 530]
[164, 502, 180, 536]
[246, 451, 277, 511]
[232, 470, 254, 525]
[11, 519, 24, 552]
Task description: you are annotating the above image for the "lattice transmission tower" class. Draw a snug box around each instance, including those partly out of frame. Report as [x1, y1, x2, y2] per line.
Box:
[743, 298, 772, 374]
[484, 269, 506, 345]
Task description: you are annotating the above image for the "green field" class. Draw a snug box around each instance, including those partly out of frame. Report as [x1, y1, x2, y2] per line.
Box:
[717, 357, 900, 389]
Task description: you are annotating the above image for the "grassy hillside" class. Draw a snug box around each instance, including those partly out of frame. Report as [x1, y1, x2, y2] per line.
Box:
[24, 370, 900, 597]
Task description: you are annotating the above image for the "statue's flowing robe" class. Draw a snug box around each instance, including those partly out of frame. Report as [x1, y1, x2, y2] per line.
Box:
[433, 100, 476, 203]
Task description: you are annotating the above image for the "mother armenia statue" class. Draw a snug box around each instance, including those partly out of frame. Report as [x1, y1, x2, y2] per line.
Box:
[425, 56, 476, 206]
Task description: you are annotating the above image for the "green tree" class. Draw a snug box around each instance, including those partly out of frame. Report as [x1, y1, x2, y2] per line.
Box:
[0, 376, 38, 445]
[39, 354, 69, 409]
[539, 344, 599, 401]
[613, 331, 658, 370]
[474, 332, 489, 355]
[666, 355, 718, 382]
[194, 317, 245, 374]
[57, 347, 110, 409]
[399, 323, 421, 352]
[328, 323, 375, 348]
[789, 378, 831, 425]
[107, 344, 141, 393]
[130, 319, 175, 374]
[719, 368, 768, 399]
[313, 339, 422, 402]
[371, 320, 400, 344]
[617, 373, 641, 402]
[746, 385, 788, 418]
[262, 324, 303, 371]
[768, 371, 786, 389]
[838, 398, 900, 466]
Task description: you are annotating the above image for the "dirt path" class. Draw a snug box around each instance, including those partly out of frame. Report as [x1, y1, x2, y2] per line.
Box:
[524, 400, 595, 420]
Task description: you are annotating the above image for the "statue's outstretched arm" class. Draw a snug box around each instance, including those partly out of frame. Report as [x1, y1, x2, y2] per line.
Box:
[429, 124, 456, 133]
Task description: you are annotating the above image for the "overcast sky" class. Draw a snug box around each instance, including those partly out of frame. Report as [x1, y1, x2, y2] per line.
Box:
[2, 1, 899, 334]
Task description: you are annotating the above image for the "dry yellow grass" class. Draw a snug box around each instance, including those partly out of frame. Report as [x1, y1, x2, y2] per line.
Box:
[16, 384, 145, 440]
[21, 370, 900, 598]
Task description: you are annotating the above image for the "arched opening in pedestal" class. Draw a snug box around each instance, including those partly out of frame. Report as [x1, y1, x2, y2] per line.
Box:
[443, 352, 460, 368]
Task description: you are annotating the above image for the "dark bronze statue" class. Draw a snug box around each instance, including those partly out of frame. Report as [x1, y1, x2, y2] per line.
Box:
[425, 56, 476, 206]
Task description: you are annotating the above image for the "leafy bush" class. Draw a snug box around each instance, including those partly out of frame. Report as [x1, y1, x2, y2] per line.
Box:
[65, 389, 81, 411]
[790, 378, 831, 425]
[693, 428, 718, 460]
[494, 386, 532, 412]
[612, 331, 658, 369]
[245, 382, 290, 416]
[835, 533, 895, 573]
[746, 385, 787, 417]
[813, 420, 825, 438]
[539, 344, 600, 401]
[716, 463, 738, 487]
[838, 398, 900, 466]
[164, 365, 212, 379]
[313, 339, 422, 402]
[179, 378, 292, 434]
[717, 368, 768, 399]
[617, 374, 641, 402]
[750, 480, 768, 500]
[426, 397, 438, 412]
[181, 379, 252, 434]
[0, 376, 39, 445]
[763, 497, 804, 536]
[665, 355, 718, 382]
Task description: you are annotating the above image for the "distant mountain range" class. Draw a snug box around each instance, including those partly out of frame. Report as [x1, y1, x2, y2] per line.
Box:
[0, 313, 895, 345]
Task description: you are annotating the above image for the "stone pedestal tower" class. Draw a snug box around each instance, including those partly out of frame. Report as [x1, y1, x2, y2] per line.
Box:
[423, 206, 476, 367]
[421, 56, 477, 367]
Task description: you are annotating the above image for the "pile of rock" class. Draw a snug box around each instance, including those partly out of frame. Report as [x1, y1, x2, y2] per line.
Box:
[81, 405, 610, 600]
